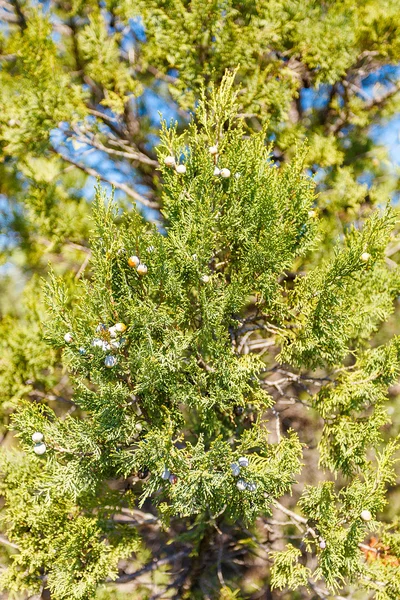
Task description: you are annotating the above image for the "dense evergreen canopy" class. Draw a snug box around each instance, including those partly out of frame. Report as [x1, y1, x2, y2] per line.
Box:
[1, 2, 400, 599]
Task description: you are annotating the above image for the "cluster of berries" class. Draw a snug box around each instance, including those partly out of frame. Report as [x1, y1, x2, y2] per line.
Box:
[137, 466, 178, 485]
[163, 155, 186, 174]
[161, 467, 178, 485]
[163, 145, 233, 179]
[92, 322, 127, 368]
[208, 144, 231, 177]
[32, 431, 46, 455]
[64, 322, 127, 368]
[128, 254, 148, 275]
[230, 456, 257, 492]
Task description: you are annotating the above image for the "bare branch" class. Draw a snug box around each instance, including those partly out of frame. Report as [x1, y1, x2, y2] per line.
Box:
[51, 147, 160, 210]
[0, 534, 19, 550]
[75, 250, 91, 279]
[9, 0, 26, 29]
[70, 125, 159, 167]
[328, 80, 400, 135]
[273, 500, 308, 525]
[0, 7, 18, 23]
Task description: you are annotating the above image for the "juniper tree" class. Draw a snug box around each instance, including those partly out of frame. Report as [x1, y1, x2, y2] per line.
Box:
[1, 2, 400, 600]
[1, 74, 400, 600]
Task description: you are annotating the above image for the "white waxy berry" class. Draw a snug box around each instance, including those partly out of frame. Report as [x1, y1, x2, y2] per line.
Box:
[208, 145, 218, 155]
[161, 467, 171, 480]
[64, 332, 73, 343]
[109, 326, 117, 338]
[238, 456, 249, 467]
[32, 431, 44, 443]
[319, 539, 326, 549]
[137, 263, 148, 276]
[176, 164, 187, 174]
[361, 509, 372, 522]
[110, 340, 120, 349]
[231, 463, 240, 476]
[236, 479, 247, 491]
[128, 255, 140, 268]
[92, 338, 103, 348]
[33, 442, 47, 456]
[114, 322, 127, 333]
[361, 252, 371, 262]
[213, 167, 221, 176]
[104, 355, 117, 368]
[235, 172, 241, 179]
[220, 168, 231, 178]
[246, 482, 257, 492]
[201, 275, 210, 283]
[102, 341, 111, 351]
[164, 155, 175, 167]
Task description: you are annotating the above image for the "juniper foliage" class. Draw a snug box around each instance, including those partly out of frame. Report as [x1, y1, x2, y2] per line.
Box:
[1, 74, 400, 599]
[1, 2, 400, 599]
